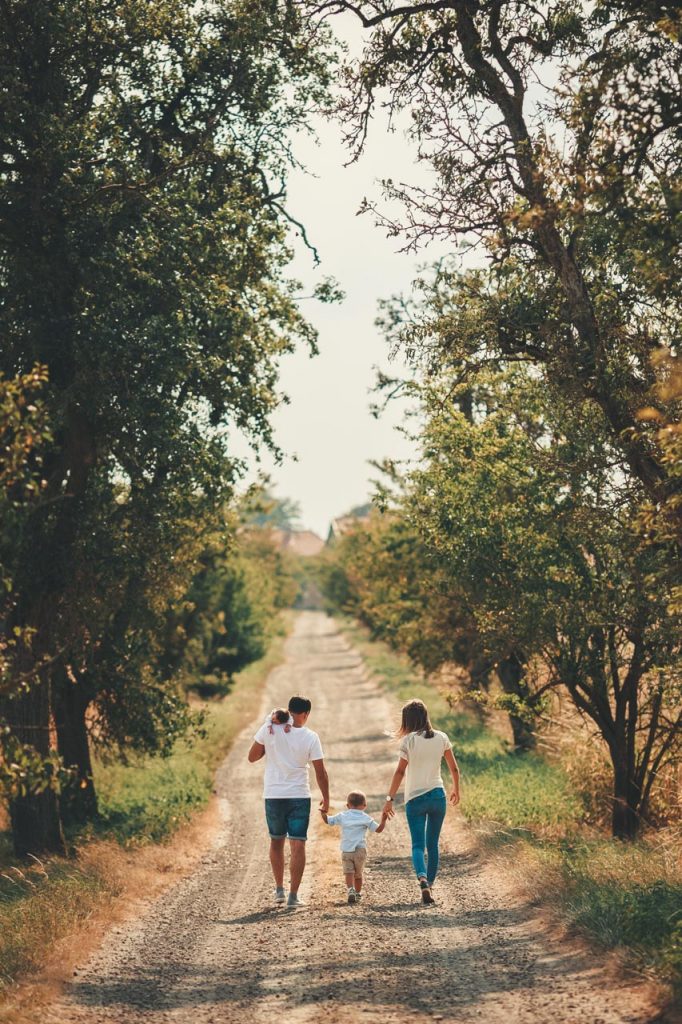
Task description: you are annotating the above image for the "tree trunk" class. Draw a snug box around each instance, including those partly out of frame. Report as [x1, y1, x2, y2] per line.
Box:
[54, 668, 98, 826]
[464, 651, 491, 719]
[611, 758, 641, 839]
[3, 679, 66, 857]
[496, 651, 536, 752]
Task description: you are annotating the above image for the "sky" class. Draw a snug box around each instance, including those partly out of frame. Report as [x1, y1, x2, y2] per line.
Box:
[240, 28, 450, 539]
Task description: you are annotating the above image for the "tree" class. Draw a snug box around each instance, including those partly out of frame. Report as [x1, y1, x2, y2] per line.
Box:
[164, 522, 299, 697]
[306, 0, 681, 515]
[318, 505, 539, 748]
[0, 367, 67, 852]
[241, 487, 303, 531]
[0, 2, 333, 853]
[404, 364, 681, 838]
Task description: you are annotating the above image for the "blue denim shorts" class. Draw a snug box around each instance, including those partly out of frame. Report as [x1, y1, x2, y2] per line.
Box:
[264, 798, 311, 841]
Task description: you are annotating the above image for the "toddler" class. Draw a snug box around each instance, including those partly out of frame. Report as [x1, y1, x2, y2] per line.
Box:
[321, 791, 388, 904]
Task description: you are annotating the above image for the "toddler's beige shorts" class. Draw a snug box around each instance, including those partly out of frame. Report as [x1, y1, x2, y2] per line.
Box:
[341, 847, 367, 875]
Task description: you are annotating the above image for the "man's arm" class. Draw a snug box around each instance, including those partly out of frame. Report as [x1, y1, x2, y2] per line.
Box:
[248, 740, 265, 763]
[312, 758, 329, 812]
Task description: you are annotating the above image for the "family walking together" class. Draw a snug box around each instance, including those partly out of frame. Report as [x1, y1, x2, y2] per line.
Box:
[248, 694, 460, 907]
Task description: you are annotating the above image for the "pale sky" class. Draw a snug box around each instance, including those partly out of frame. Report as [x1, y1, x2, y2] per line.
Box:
[241, 28, 451, 539]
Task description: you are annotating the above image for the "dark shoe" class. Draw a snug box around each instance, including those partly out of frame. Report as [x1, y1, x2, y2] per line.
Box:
[347, 887, 358, 904]
[420, 880, 435, 905]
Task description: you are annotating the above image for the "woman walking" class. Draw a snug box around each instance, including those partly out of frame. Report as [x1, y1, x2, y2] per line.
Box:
[382, 699, 460, 905]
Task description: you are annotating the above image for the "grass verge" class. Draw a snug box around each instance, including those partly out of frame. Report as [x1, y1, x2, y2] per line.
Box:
[0, 615, 291, 997]
[340, 616, 682, 1002]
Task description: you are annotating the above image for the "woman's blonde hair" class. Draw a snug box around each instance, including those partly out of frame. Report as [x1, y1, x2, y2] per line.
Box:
[398, 698, 435, 739]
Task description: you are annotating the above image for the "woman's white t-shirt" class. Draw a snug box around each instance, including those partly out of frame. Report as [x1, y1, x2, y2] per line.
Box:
[399, 729, 452, 804]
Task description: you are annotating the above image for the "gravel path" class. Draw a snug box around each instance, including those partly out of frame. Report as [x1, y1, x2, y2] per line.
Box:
[47, 611, 659, 1024]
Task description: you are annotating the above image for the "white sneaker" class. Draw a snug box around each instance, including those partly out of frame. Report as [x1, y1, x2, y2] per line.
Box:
[274, 887, 286, 905]
[287, 892, 303, 908]
[347, 888, 358, 905]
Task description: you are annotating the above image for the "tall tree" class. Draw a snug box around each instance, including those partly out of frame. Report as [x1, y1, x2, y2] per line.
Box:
[307, 0, 681, 511]
[0, 1, 332, 853]
[405, 365, 681, 838]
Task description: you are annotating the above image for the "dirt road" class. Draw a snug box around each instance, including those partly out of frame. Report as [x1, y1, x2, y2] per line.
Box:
[48, 612, 659, 1024]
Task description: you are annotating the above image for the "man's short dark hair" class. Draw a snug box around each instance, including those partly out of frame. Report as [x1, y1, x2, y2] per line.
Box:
[288, 695, 312, 715]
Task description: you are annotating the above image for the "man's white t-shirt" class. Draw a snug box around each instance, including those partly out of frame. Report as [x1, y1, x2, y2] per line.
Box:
[398, 729, 452, 804]
[253, 721, 324, 799]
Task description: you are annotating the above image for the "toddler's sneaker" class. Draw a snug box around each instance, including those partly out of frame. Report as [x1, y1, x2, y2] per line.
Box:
[355, 891, 363, 902]
[274, 887, 286, 905]
[347, 887, 358, 905]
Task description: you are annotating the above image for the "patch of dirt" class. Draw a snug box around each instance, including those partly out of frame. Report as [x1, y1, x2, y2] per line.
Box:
[36, 612, 665, 1024]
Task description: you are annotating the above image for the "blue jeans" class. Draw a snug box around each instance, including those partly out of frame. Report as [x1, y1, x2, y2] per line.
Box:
[264, 798, 311, 840]
[405, 787, 447, 885]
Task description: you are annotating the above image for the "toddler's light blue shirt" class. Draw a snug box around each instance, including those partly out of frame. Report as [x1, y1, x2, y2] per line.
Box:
[326, 808, 380, 851]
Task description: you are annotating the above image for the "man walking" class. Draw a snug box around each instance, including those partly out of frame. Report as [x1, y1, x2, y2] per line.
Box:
[248, 695, 329, 907]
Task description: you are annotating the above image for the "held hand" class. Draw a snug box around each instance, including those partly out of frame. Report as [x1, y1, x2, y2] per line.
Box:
[382, 801, 395, 819]
[319, 799, 329, 814]
[449, 788, 460, 806]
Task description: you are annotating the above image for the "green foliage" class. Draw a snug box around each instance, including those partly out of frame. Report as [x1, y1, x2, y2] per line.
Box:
[240, 487, 303, 531]
[0, 366, 51, 683]
[164, 525, 298, 699]
[0, 1, 333, 850]
[0, 730, 70, 800]
[323, 0, 682, 506]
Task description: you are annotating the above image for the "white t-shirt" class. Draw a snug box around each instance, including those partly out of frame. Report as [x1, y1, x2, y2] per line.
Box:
[326, 808, 380, 851]
[253, 722, 324, 799]
[399, 729, 452, 804]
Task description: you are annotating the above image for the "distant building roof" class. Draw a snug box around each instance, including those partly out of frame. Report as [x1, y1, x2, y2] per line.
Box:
[327, 508, 371, 544]
[269, 528, 325, 557]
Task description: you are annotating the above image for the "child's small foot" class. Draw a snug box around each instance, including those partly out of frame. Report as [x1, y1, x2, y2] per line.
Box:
[419, 879, 435, 906]
[355, 891, 362, 902]
[274, 887, 286, 905]
[347, 887, 358, 905]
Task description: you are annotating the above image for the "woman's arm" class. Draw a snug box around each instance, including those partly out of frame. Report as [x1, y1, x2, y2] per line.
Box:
[444, 748, 461, 805]
[382, 756, 408, 818]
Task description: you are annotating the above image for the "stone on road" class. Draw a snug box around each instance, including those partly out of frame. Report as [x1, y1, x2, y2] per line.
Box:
[47, 612, 658, 1024]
